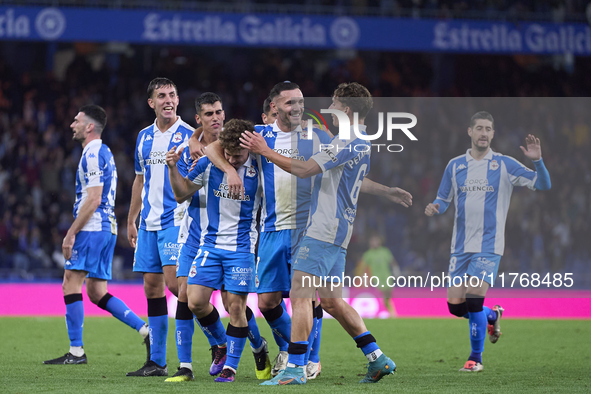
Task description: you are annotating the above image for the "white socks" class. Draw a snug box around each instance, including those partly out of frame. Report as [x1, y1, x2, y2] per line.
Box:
[70, 346, 84, 357]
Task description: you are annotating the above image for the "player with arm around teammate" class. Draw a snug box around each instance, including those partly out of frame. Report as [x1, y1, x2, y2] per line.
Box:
[242, 82, 408, 385]
[425, 111, 551, 372]
[167, 119, 263, 383]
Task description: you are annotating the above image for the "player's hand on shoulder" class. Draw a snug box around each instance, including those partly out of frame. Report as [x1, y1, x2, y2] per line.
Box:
[519, 134, 542, 161]
[425, 203, 440, 216]
[189, 135, 206, 160]
[226, 171, 245, 201]
[388, 187, 413, 208]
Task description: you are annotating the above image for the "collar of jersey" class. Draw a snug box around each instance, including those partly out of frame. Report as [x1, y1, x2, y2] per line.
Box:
[83, 139, 102, 154]
[466, 148, 494, 161]
[242, 154, 255, 169]
[152, 116, 183, 134]
[271, 120, 302, 133]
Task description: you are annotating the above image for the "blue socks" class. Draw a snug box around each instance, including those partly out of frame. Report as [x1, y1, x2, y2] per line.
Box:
[261, 300, 291, 347]
[466, 295, 487, 364]
[246, 306, 263, 349]
[175, 301, 195, 364]
[468, 311, 487, 362]
[354, 331, 379, 355]
[310, 305, 323, 363]
[287, 341, 308, 367]
[147, 297, 168, 367]
[304, 314, 318, 364]
[197, 306, 227, 346]
[484, 306, 497, 324]
[97, 293, 145, 331]
[225, 324, 248, 370]
[65, 294, 84, 347]
[195, 317, 217, 347]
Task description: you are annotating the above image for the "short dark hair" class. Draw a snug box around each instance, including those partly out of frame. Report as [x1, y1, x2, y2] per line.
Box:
[219, 119, 254, 154]
[269, 81, 300, 102]
[332, 82, 373, 119]
[79, 104, 107, 133]
[147, 77, 177, 99]
[470, 111, 494, 128]
[263, 96, 272, 115]
[195, 92, 222, 113]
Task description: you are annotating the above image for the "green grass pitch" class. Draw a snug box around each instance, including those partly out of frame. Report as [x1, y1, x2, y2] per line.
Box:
[1, 317, 590, 393]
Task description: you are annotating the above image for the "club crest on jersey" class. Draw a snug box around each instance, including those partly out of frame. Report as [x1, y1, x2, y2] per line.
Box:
[489, 160, 499, 171]
[172, 132, 183, 144]
[246, 166, 257, 177]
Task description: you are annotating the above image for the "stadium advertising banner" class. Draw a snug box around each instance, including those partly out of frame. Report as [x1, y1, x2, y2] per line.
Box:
[1, 6, 591, 55]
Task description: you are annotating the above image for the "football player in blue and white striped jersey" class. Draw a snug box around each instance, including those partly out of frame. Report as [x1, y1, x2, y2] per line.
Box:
[167, 119, 263, 383]
[126, 78, 193, 377]
[425, 111, 551, 372]
[44, 105, 149, 367]
[243, 82, 401, 385]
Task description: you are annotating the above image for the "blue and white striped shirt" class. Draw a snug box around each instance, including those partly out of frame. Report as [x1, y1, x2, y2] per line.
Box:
[306, 126, 372, 249]
[435, 149, 538, 255]
[255, 121, 332, 232]
[187, 155, 262, 253]
[73, 139, 117, 234]
[135, 117, 193, 231]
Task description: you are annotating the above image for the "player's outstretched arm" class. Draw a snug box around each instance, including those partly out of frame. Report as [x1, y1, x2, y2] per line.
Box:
[63, 186, 102, 260]
[127, 174, 143, 249]
[240, 130, 321, 178]
[361, 178, 413, 208]
[204, 140, 244, 198]
[166, 146, 200, 202]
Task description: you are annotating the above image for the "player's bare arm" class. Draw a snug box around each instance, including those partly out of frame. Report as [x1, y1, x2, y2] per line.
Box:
[204, 140, 244, 198]
[240, 130, 322, 178]
[189, 126, 205, 159]
[520, 134, 542, 161]
[166, 146, 201, 202]
[424, 203, 440, 216]
[360, 178, 413, 208]
[63, 185, 103, 260]
[127, 174, 143, 249]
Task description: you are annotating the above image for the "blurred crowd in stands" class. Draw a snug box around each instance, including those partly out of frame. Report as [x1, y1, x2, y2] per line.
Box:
[10, 0, 590, 22]
[0, 43, 589, 288]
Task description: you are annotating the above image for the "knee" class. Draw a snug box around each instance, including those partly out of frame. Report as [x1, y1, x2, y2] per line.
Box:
[447, 301, 468, 317]
[166, 280, 178, 298]
[188, 298, 208, 317]
[87, 288, 104, 305]
[258, 293, 281, 312]
[227, 302, 244, 319]
[319, 297, 339, 315]
[143, 275, 165, 298]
